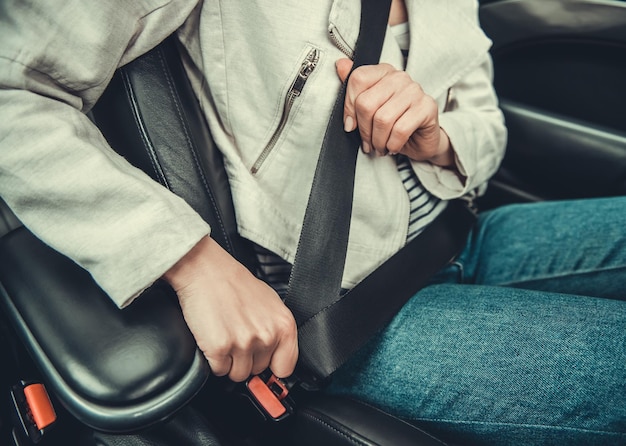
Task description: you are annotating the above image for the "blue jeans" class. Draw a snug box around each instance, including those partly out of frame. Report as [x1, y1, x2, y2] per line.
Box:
[326, 197, 626, 446]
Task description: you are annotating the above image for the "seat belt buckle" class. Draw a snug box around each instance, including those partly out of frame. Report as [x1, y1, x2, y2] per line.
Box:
[245, 371, 295, 422]
[10, 380, 57, 444]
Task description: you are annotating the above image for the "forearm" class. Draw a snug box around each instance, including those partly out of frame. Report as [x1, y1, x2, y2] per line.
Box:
[0, 88, 210, 306]
[0, 0, 208, 306]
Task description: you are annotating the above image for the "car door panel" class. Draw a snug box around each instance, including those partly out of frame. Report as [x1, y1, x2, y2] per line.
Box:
[478, 0, 626, 208]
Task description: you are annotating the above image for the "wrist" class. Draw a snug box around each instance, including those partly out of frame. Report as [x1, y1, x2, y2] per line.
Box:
[428, 127, 455, 168]
[163, 236, 216, 291]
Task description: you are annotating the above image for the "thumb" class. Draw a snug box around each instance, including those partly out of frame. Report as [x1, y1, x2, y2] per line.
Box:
[335, 58, 354, 83]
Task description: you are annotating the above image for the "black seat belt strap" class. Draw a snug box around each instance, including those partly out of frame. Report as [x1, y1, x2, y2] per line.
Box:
[296, 200, 476, 381]
[285, 0, 392, 325]
[284, 0, 476, 386]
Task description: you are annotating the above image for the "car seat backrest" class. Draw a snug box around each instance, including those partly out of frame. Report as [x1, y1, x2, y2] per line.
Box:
[92, 37, 257, 272]
[0, 198, 21, 238]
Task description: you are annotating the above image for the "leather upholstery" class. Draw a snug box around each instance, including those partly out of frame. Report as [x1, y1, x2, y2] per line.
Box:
[0, 38, 245, 432]
[82, 406, 224, 446]
[294, 395, 448, 446]
[0, 227, 209, 432]
[0, 36, 260, 434]
[92, 40, 257, 272]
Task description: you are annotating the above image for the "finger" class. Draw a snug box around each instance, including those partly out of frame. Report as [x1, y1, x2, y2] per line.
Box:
[335, 58, 353, 83]
[391, 103, 440, 160]
[268, 327, 299, 379]
[353, 84, 394, 155]
[370, 91, 412, 154]
[385, 109, 419, 155]
[337, 58, 357, 133]
[366, 73, 421, 154]
[344, 64, 395, 135]
[251, 344, 274, 376]
[228, 351, 254, 382]
[205, 353, 233, 377]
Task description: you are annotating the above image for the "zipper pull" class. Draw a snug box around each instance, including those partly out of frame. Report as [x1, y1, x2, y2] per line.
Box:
[251, 47, 320, 174]
[292, 49, 319, 97]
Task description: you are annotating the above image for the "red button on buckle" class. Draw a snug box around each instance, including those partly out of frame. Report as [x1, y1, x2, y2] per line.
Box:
[246, 373, 294, 421]
[11, 380, 57, 443]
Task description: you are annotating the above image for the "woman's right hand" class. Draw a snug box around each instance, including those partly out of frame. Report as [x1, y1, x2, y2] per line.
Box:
[164, 236, 298, 382]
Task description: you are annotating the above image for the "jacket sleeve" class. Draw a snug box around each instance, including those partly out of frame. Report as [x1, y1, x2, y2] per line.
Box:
[412, 54, 508, 200]
[0, 0, 210, 308]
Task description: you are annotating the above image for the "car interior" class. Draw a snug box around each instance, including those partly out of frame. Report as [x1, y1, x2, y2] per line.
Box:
[1, 0, 625, 445]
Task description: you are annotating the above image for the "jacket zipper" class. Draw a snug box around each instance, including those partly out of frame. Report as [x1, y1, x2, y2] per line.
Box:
[329, 26, 354, 59]
[251, 48, 320, 174]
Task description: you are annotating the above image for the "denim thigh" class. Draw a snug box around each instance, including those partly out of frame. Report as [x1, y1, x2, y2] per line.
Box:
[454, 196, 626, 299]
[327, 197, 626, 446]
[327, 284, 626, 446]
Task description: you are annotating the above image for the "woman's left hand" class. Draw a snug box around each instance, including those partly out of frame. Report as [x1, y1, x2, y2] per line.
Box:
[336, 58, 454, 167]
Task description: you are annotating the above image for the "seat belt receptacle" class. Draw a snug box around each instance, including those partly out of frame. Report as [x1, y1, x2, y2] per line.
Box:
[245, 373, 294, 421]
[10, 381, 57, 444]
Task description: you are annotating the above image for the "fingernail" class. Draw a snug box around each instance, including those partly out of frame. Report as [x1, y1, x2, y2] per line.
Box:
[344, 116, 354, 132]
[362, 141, 371, 154]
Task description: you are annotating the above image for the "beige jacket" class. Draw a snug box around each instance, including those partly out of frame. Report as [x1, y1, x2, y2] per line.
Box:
[0, 0, 506, 307]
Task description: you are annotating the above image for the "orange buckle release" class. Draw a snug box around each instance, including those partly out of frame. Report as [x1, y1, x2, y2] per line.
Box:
[11, 381, 57, 443]
[246, 372, 294, 421]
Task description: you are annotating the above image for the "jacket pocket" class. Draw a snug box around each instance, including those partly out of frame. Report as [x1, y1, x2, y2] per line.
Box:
[251, 46, 321, 174]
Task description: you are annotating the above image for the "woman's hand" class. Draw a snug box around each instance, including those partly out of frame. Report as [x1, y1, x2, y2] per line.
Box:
[336, 58, 454, 168]
[164, 236, 298, 382]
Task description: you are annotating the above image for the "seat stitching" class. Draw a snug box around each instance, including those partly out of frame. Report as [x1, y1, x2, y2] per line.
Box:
[299, 409, 372, 446]
[155, 48, 234, 253]
[121, 68, 169, 188]
[349, 398, 448, 446]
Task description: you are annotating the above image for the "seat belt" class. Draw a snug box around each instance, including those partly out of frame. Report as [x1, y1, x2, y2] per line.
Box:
[284, 0, 476, 386]
[294, 201, 475, 383]
[247, 0, 475, 418]
[284, 0, 390, 381]
[286, 0, 392, 324]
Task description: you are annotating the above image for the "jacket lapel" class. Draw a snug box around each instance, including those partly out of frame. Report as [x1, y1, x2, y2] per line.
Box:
[404, 0, 492, 98]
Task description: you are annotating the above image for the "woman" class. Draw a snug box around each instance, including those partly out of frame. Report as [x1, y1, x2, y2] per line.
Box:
[0, 0, 624, 444]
